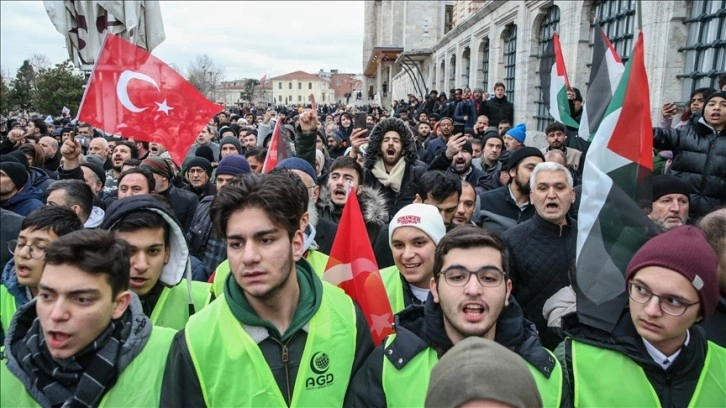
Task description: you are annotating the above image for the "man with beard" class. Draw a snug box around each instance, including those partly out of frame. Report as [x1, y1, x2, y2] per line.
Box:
[475, 130, 506, 192]
[426, 117, 455, 157]
[345, 226, 563, 407]
[427, 132, 483, 187]
[473, 115, 489, 138]
[104, 141, 138, 196]
[452, 181, 478, 225]
[362, 117, 426, 219]
[478, 147, 544, 235]
[161, 172, 374, 407]
[415, 122, 434, 163]
[541, 122, 582, 175]
[647, 175, 690, 233]
[503, 162, 577, 349]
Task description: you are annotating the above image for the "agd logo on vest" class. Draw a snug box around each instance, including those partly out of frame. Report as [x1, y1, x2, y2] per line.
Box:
[305, 351, 334, 390]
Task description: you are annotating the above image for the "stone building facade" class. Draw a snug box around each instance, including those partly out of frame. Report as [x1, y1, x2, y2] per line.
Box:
[270, 71, 335, 106]
[363, 0, 724, 134]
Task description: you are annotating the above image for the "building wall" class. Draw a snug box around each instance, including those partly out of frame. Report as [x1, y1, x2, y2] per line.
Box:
[271, 78, 334, 105]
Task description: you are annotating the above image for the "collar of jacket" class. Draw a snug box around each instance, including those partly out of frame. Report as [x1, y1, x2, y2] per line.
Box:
[532, 212, 574, 237]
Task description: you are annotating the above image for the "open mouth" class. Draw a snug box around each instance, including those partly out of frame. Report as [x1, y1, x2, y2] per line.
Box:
[545, 203, 559, 211]
[129, 277, 147, 289]
[386, 148, 396, 156]
[333, 188, 346, 199]
[47, 331, 72, 348]
[402, 263, 421, 272]
[15, 265, 32, 278]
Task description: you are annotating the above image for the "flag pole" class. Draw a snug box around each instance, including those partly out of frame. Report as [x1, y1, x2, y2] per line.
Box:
[636, 0, 643, 32]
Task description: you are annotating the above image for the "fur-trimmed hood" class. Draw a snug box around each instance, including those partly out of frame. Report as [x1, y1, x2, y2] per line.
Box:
[363, 117, 418, 170]
[317, 185, 389, 226]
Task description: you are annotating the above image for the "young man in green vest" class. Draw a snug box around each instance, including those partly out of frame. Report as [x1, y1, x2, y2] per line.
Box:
[101, 195, 211, 330]
[346, 225, 564, 407]
[1, 206, 82, 338]
[380, 203, 446, 313]
[160, 171, 374, 407]
[1, 229, 175, 406]
[557, 226, 726, 406]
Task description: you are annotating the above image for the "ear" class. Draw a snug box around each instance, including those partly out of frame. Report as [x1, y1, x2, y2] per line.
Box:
[291, 229, 305, 261]
[414, 194, 423, 203]
[508, 167, 516, 179]
[71, 204, 82, 217]
[112, 290, 132, 319]
[163, 245, 170, 265]
[299, 212, 310, 233]
[504, 279, 512, 306]
[570, 187, 576, 204]
[430, 277, 440, 304]
[355, 185, 363, 195]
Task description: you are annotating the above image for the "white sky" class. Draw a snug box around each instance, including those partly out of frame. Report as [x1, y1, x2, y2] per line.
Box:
[0, 1, 365, 80]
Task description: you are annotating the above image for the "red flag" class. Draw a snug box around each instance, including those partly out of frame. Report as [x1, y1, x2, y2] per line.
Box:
[324, 188, 394, 345]
[260, 74, 268, 83]
[78, 33, 222, 164]
[261, 118, 291, 173]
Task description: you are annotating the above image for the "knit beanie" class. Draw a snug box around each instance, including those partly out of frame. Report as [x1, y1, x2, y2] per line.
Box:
[195, 145, 215, 164]
[703, 90, 726, 107]
[425, 337, 542, 408]
[141, 156, 173, 180]
[219, 136, 242, 156]
[507, 146, 545, 171]
[218, 126, 238, 138]
[84, 153, 105, 169]
[651, 174, 690, 201]
[0, 154, 29, 188]
[81, 162, 106, 185]
[626, 225, 719, 319]
[216, 154, 251, 176]
[481, 129, 504, 145]
[460, 140, 473, 155]
[389, 203, 446, 248]
[276, 157, 317, 183]
[505, 123, 527, 143]
[185, 157, 212, 177]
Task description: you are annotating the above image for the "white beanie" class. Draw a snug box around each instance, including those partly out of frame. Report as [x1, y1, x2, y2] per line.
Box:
[389, 203, 447, 248]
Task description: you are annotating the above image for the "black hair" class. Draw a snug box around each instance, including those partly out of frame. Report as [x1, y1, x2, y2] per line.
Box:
[114, 140, 139, 159]
[118, 167, 154, 193]
[44, 229, 131, 297]
[417, 170, 462, 203]
[329, 156, 363, 184]
[111, 209, 171, 246]
[545, 122, 567, 136]
[433, 225, 510, 280]
[46, 179, 94, 221]
[244, 147, 267, 162]
[21, 205, 83, 237]
[30, 118, 48, 135]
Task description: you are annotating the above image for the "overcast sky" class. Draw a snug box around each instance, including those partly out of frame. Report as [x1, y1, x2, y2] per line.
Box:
[1, 1, 365, 80]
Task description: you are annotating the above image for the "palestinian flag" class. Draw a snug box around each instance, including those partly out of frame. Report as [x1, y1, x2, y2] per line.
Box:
[579, 23, 625, 142]
[540, 33, 579, 128]
[575, 31, 658, 332]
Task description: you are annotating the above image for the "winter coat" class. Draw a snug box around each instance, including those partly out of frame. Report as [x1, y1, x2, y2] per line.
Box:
[344, 294, 559, 407]
[159, 184, 199, 234]
[453, 99, 476, 128]
[653, 117, 726, 219]
[0, 179, 44, 216]
[484, 96, 514, 127]
[477, 185, 536, 236]
[503, 214, 577, 349]
[28, 166, 54, 194]
[427, 149, 484, 187]
[316, 185, 389, 248]
[0, 209, 23, 268]
[699, 295, 726, 347]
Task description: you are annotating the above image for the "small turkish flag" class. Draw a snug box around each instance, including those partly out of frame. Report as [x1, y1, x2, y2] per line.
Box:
[324, 186, 394, 345]
[261, 118, 291, 173]
[78, 33, 221, 164]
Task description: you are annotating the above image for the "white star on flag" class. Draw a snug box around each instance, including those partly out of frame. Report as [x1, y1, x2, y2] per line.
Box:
[155, 99, 173, 115]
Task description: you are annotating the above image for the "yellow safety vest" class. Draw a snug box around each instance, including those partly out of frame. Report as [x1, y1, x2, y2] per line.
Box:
[571, 339, 726, 407]
[1, 284, 17, 335]
[380, 266, 405, 314]
[150, 279, 212, 330]
[1, 326, 175, 407]
[381, 334, 563, 407]
[185, 281, 357, 406]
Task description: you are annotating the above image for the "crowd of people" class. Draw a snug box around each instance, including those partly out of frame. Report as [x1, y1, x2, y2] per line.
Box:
[0, 73, 724, 407]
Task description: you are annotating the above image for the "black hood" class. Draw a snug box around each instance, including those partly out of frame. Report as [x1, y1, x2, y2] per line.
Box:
[364, 117, 418, 169]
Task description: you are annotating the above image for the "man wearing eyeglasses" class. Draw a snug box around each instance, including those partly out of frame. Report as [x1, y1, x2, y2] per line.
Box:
[345, 225, 564, 407]
[0, 206, 82, 338]
[556, 226, 724, 406]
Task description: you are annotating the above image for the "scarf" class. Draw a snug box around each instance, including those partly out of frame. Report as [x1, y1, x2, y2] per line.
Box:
[14, 313, 132, 408]
[371, 157, 406, 193]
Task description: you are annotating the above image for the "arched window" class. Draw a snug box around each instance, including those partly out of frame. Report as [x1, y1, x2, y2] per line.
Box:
[462, 47, 471, 87]
[278, 82, 282, 89]
[288, 82, 292, 89]
[595, 0, 636, 62]
[502, 23, 517, 102]
[535, 6, 561, 131]
[480, 38, 490, 92]
[308, 82, 313, 89]
[298, 82, 302, 90]
[680, 0, 725, 97]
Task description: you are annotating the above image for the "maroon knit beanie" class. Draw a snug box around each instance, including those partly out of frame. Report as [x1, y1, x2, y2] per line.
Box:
[626, 226, 719, 319]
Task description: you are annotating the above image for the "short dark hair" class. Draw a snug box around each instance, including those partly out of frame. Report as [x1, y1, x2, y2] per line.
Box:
[46, 179, 94, 221]
[122, 159, 141, 168]
[494, 82, 505, 90]
[545, 122, 567, 136]
[417, 170, 462, 203]
[244, 147, 267, 162]
[329, 156, 363, 184]
[30, 118, 48, 135]
[118, 167, 154, 192]
[433, 225, 510, 280]
[44, 229, 131, 297]
[21, 206, 83, 237]
[114, 140, 139, 159]
[211, 172, 306, 240]
[111, 209, 170, 246]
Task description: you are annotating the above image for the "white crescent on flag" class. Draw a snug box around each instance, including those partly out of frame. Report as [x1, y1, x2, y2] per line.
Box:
[116, 70, 160, 113]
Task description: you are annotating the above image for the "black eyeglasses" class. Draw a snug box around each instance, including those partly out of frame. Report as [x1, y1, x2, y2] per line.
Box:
[440, 267, 506, 287]
[627, 281, 699, 316]
[8, 239, 47, 259]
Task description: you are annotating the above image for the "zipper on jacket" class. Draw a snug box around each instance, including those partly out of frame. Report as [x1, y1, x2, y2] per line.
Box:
[281, 343, 291, 403]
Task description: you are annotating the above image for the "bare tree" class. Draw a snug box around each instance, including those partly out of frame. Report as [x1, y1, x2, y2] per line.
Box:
[30, 54, 52, 72]
[186, 55, 225, 101]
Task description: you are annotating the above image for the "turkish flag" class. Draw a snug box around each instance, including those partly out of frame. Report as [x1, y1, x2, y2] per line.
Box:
[261, 118, 291, 173]
[78, 33, 221, 164]
[324, 188, 394, 345]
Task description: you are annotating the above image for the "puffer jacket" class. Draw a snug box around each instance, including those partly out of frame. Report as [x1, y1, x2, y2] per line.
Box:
[316, 185, 389, 247]
[653, 117, 726, 219]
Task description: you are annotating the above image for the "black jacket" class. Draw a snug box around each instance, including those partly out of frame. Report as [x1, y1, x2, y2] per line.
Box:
[484, 96, 514, 127]
[699, 295, 726, 347]
[427, 149, 483, 187]
[477, 185, 535, 235]
[160, 184, 199, 234]
[653, 117, 726, 219]
[345, 294, 559, 407]
[556, 312, 710, 408]
[503, 214, 577, 349]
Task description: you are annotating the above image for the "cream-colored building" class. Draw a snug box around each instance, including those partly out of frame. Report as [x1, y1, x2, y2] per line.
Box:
[363, 0, 724, 141]
[270, 71, 334, 106]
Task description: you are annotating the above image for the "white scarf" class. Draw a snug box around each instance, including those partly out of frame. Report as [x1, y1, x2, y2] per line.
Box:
[371, 157, 406, 193]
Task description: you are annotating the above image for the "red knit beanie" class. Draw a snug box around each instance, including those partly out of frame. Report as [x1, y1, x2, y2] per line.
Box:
[626, 226, 719, 319]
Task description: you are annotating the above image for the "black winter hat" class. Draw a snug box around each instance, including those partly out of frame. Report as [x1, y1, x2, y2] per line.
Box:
[195, 145, 215, 164]
[81, 162, 107, 186]
[186, 157, 212, 177]
[651, 174, 690, 201]
[0, 153, 29, 188]
[507, 147, 544, 171]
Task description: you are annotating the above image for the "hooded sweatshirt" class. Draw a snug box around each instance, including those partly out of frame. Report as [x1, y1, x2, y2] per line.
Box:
[0, 178, 44, 216]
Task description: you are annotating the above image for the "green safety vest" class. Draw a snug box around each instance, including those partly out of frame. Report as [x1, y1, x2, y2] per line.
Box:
[1, 326, 175, 407]
[185, 281, 357, 407]
[1, 284, 17, 335]
[150, 279, 212, 330]
[572, 339, 726, 407]
[212, 252, 328, 297]
[382, 334, 563, 407]
[380, 266, 405, 314]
